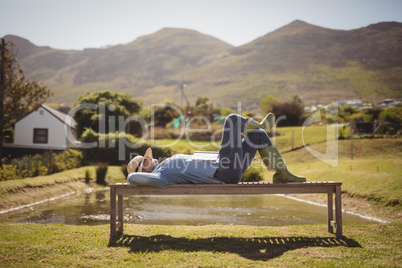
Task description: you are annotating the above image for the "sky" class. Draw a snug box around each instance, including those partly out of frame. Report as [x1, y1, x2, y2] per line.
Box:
[1, 0, 402, 50]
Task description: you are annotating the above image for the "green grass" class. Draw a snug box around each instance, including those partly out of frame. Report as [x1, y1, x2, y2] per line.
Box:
[151, 127, 401, 208]
[150, 125, 336, 155]
[152, 138, 218, 154]
[270, 125, 338, 152]
[0, 134, 400, 266]
[292, 158, 401, 206]
[283, 139, 402, 207]
[0, 223, 400, 267]
[148, 126, 402, 209]
[0, 166, 126, 196]
[1, 131, 400, 212]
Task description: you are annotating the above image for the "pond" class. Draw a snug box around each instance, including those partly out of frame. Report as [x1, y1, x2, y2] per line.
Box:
[0, 188, 377, 226]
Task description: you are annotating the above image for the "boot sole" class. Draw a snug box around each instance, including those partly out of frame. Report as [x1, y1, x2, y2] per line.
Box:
[273, 179, 306, 183]
[273, 177, 307, 183]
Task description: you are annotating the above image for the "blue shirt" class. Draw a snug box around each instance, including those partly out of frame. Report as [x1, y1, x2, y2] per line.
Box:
[127, 154, 224, 188]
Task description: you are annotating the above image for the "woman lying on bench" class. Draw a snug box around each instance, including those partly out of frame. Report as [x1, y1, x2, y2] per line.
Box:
[127, 113, 306, 188]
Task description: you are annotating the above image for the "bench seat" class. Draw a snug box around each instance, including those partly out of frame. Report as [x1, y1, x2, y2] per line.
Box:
[109, 181, 342, 238]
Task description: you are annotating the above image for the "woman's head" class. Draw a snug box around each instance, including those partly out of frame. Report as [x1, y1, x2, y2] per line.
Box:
[127, 148, 159, 174]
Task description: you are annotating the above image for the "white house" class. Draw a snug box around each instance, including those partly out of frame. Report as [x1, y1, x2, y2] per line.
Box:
[11, 105, 79, 151]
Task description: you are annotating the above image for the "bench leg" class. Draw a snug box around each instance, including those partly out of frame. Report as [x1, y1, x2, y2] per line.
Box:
[335, 185, 343, 238]
[118, 194, 123, 235]
[327, 192, 333, 234]
[110, 187, 117, 238]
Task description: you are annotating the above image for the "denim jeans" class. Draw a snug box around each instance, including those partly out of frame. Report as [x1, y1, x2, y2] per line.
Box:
[214, 114, 272, 184]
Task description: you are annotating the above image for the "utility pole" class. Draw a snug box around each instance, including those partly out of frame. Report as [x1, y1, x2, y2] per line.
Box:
[0, 39, 5, 167]
[179, 82, 191, 117]
[350, 129, 354, 160]
[291, 130, 295, 150]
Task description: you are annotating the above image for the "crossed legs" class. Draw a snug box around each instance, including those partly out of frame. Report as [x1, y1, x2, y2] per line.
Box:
[214, 114, 271, 183]
[214, 113, 306, 184]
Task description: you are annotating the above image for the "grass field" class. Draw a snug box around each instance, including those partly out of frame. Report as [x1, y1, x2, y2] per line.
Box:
[0, 127, 401, 267]
[0, 166, 125, 197]
[151, 125, 339, 154]
[0, 222, 400, 267]
[287, 138, 402, 207]
[1, 126, 400, 212]
[149, 126, 401, 212]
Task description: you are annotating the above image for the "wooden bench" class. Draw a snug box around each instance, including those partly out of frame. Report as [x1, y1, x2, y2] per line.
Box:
[109, 182, 343, 239]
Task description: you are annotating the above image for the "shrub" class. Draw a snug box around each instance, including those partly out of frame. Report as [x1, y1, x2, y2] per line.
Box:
[96, 163, 108, 184]
[32, 155, 48, 176]
[241, 165, 264, 182]
[53, 149, 83, 173]
[11, 155, 34, 177]
[10, 154, 48, 178]
[379, 107, 402, 134]
[0, 159, 23, 181]
[85, 169, 91, 183]
[5, 149, 83, 180]
[338, 126, 350, 140]
[121, 164, 128, 178]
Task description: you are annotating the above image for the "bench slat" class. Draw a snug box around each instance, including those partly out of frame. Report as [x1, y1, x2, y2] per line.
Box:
[110, 182, 340, 195]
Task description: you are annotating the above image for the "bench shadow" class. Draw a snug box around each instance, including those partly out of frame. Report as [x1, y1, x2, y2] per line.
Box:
[108, 235, 361, 261]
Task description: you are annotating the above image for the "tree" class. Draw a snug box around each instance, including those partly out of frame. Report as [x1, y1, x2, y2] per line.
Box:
[337, 105, 364, 124]
[152, 100, 182, 127]
[260, 95, 280, 115]
[379, 106, 402, 134]
[1, 41, 52, 128]
[72, 91, 142, 137]
[194, 96, 214, 121]
[213, 106, 235, 116]
[271, 95, 305, 126]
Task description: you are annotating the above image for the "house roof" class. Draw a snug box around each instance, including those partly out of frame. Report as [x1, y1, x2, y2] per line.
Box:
[42, 105, 76, 128]
[17, 105, 77, 128]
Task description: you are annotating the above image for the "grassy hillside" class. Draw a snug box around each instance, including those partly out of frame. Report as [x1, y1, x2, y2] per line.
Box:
[152, 61, 402, 111]
[288, 138, 402, 210]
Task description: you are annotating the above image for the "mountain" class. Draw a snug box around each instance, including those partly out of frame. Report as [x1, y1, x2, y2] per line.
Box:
[4, 29, 232, 105]
[232, 20, 402, 71]
[73, 28, 232, 87]
[4, 21, 402, 111]
[159, 20, 402, 110]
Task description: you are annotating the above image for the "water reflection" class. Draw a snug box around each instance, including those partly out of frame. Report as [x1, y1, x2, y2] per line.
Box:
[0, 188, 375, 226]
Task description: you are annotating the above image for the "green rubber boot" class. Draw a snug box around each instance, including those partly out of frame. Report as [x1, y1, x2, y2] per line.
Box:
[245, 113, 275, 132]
[259, 145, 306, 183]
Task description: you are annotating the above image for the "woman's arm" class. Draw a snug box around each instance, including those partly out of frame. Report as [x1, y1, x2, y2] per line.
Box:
[127, 172, 169, 188]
